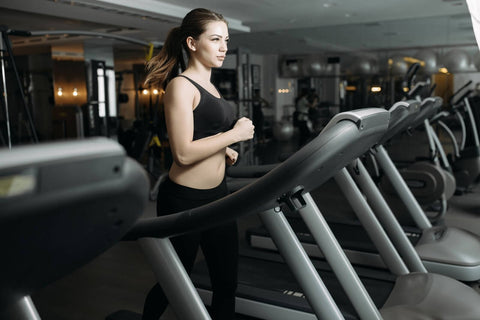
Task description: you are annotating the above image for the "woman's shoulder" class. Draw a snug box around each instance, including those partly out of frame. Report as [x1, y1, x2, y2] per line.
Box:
[168, 75, 192, 87]
[164, 76, 197, 104]
[166, 76, 196, 94]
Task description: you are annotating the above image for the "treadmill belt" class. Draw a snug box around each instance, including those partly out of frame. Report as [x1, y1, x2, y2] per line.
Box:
[191, 252, 395, 320]
[247, 217, 421, 255]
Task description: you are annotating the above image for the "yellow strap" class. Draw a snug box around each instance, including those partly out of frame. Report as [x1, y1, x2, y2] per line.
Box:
[145, 43, 155, 61]
[149, 135, 162, 147]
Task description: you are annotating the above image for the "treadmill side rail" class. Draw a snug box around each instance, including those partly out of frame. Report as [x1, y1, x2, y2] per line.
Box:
[138, 238, 211, 320]
[259, 207, 345, 320]
[298, 192, 383, 320]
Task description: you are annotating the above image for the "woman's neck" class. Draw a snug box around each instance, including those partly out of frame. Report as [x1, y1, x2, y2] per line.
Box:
[184, 61, 212, 83]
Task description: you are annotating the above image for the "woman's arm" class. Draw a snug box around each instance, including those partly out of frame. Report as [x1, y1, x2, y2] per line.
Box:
[165, 78, 254, 167]
[225, 147, 238, 166]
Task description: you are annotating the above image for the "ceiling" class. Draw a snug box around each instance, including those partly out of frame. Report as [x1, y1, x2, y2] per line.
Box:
[0, 0, 477, 57]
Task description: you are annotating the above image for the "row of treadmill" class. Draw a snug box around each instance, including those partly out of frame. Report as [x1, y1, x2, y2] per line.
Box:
[3, 79, 480, 320]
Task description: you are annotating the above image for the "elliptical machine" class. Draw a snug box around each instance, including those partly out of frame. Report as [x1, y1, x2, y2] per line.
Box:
[380, 64, 456, 222]
[434, 80, 480, 194]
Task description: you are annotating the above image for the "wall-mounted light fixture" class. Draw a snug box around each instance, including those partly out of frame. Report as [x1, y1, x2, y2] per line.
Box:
[370, 86, 382, 93]
[438, 67, 449, 74]
[73, 88, 78, 96]
[57, 87, 63, 96]
[403, 56, 425, 67]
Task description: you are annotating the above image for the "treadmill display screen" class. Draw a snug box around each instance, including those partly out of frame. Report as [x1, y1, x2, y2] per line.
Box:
[0, 169, 36, 198]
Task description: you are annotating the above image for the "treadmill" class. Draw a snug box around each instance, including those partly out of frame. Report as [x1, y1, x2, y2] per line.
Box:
[108, 108, 480, 320]
[248, 99, 480, 283]
[0, 138, 150, 319]
[364, 98, 480, 281]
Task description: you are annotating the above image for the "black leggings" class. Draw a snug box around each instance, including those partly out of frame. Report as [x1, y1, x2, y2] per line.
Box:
[142, 177, 238, 320]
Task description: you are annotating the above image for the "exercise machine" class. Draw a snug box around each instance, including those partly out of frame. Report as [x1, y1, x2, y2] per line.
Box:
[0, 138, 149, 319]
[248, 99, 480, 283]
[381, 97, 456, 221]
[434, 80, 480, 193]
[107, 108, 390, 319]
[109, 108, 480, 320]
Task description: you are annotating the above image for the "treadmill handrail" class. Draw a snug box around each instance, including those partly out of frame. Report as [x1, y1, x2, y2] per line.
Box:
[379, 100, 421, 144]
[322, 107, 384, 132]
[0, 137, 124, 170]
[410, 97, 443, 129]
[226, 163, 278, 178]
[124, 108, 390, 240]
[0, 138, 149, 308]
[226, 108, 394, 180]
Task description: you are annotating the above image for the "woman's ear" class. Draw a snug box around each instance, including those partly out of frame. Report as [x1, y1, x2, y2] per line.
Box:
[186, 36, 196, 52]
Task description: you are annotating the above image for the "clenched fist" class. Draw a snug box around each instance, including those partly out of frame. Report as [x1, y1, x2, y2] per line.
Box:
[232, 117, 255, 142]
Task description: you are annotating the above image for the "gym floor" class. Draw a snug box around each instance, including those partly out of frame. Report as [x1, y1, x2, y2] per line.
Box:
[31, 136, 300, 320]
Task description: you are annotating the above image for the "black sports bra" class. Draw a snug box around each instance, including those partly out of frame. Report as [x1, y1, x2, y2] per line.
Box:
[178, 75, 236, 140]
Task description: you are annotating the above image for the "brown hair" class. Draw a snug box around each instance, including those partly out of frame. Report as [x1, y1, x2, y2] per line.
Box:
[144, 8, 228, 89]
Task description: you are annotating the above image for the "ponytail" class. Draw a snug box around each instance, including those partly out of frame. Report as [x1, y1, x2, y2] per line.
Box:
[144, 27, 186, 89]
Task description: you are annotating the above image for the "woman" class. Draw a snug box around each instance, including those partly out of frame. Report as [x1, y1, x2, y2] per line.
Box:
[141, 8, 255, 320]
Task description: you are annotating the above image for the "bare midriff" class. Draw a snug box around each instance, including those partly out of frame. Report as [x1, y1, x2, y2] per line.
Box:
[168, 148, 226, 189]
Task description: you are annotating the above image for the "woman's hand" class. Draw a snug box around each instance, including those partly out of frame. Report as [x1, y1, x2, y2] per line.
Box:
[225, 147, 238, 166]
[232, 117, 255, 142]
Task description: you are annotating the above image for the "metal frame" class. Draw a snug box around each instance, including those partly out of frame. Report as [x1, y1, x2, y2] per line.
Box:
[138, 237, 211, 320]
[297, 192, 383, 320]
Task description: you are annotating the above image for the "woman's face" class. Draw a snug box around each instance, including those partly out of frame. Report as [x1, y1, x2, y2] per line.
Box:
[191, 21, 229, 68]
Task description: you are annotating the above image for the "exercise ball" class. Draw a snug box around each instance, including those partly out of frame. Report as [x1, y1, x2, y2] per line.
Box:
[348, 56, 378, 75]
[273, 121, 294, 141]
[325, 62, 336, 75]
[415, 49, 438, 74]
[389, 55, 408, 76]
[281, 58, 302, 77]
[442, 49, 473, 73]
[303, 55, 326, 76]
